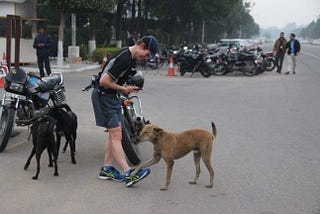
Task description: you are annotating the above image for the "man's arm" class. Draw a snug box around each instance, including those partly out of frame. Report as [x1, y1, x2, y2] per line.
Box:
[99, 73, 139, 95]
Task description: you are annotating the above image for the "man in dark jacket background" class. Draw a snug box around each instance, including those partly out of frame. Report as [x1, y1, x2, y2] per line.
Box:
[285, 33, 301, 75]
[33, 26, 52, 77]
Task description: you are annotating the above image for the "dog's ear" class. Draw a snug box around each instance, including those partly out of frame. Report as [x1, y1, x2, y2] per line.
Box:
[153, 127, 164, 139]
[154, 128, 163, 134]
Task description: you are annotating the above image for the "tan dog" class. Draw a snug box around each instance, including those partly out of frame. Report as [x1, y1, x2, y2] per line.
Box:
[132, 122, 217, 190]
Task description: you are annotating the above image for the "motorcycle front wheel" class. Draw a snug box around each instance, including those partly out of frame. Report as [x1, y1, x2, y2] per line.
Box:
[121, 118, 141, 165]
[0, 107, 15, 152]
[213, 62, 227, 76]
[265, 58, 276, 71]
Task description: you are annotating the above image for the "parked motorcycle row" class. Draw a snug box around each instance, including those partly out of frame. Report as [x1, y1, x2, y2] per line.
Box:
[137, 45, 276, 77]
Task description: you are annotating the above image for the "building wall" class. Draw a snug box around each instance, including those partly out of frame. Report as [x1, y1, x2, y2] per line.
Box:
[0, 0, 37, 63]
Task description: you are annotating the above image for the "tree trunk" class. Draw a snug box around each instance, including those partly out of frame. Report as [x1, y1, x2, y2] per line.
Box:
[57, 12, 66, 66]
[88, 13, 96, 58]
[142, 0, 149, 35]
[115, 0, 125, 48]
[136, 0, 142, 34]
[131, 0, 136, 33]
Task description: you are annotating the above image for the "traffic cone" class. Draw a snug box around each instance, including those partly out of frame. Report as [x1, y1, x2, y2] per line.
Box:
[0, 52, 7, 88]
[167, 55, 175, 76]
[101, 51, 108, 68]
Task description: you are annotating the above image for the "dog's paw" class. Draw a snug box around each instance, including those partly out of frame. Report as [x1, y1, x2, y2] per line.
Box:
[48, 164, 53, 167]
[160, 187, 168, 191]
[24, 164, 29, 170]
[71, 159, 77, 164]
[189, 181, 196, 185]
[32, 176, 38, 180]
[205, 185, 213, 188]
[54, 172, 59, 176]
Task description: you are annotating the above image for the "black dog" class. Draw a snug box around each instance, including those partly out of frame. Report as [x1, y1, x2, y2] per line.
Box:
[24, 115, 58, 180]
[49, 104, 78, 164]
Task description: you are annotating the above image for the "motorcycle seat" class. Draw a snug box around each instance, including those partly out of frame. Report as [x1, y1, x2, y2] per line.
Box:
[38, 76, 61, 92]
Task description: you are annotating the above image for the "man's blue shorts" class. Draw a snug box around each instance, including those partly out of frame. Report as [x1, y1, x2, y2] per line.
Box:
[91, 88, 122, 129]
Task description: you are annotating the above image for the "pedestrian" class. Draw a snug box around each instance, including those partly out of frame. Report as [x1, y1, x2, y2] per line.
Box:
[33, 25, 52, 77]
[91, 35, 159, 187]
[285, 33, 301, 75]
[273, 32, 287, 73]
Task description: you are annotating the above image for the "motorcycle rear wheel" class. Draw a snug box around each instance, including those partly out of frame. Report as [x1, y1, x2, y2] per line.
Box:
[243, 61, 258, 76]
[121, 118, 141, 165]
[199, 67, 211, 78]
[0, 108, 15, 152]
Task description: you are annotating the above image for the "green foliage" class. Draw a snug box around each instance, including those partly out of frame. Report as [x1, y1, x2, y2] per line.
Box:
[92, 47, 120, 63]
[300, 18, 320, 39]
[38, 0, 114, 12]
[79, 43, 88, 60]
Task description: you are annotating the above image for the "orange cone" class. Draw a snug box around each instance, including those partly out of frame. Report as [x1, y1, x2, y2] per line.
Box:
[101, 50, 108, 68]
[0, 52, 7, 88]
[0, 78, 4, 88]
[167, 55, 175, 76]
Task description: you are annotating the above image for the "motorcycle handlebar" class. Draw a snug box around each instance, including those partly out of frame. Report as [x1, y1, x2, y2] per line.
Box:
[82, 85, 92, 91]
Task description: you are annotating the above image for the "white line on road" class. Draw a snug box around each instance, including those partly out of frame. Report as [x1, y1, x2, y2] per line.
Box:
[301, 51, 320, 60]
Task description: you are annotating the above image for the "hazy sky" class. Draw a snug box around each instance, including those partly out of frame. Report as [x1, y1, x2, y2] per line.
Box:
[250, 0, 320, 28]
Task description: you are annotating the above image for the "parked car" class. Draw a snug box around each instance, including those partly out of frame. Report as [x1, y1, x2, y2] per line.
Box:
[217, 39, 251, 50]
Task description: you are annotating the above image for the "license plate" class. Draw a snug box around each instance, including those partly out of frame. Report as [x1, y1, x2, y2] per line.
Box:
[5, 92, 27, 100]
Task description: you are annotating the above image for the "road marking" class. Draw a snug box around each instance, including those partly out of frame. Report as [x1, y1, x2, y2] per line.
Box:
[301, 51, 320, 60]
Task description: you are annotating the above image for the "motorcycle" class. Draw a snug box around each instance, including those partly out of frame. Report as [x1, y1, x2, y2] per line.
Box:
[254, 47, 276, 72]
[0, 68, 67, 152]
[178, 50, 212, 78]
[82, 70, 148, 165]
[136, 53, 164, 70]
[212, 51, 259, 76]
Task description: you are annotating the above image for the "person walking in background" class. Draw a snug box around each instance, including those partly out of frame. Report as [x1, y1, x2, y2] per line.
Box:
[285, 33, 301, 75]
[273, 32, 287, 73]
[33, 25, 52, 77]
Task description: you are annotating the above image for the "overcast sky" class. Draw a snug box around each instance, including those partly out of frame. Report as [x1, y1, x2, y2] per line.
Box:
[249, 0, 320, 29]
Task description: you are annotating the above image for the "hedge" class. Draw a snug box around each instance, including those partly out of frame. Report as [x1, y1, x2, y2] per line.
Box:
[92, 47, 120, 63]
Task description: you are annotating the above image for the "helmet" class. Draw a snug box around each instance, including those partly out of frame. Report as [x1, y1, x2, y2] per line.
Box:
[128, 70, 144, 89]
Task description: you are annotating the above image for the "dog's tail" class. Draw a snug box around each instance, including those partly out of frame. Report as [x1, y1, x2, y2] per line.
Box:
[211, 121, 217, 138]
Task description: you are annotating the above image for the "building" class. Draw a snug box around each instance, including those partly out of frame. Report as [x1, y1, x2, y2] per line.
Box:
[0, 0, 39, 63]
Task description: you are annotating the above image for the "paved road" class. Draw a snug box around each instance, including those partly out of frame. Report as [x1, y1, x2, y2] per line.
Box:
[0, 45, 319, 214]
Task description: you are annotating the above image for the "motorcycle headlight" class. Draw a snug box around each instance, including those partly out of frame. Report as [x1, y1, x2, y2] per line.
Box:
[9, 82, 24, 92]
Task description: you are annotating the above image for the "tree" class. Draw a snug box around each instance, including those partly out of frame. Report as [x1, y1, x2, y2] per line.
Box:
[38, 0, 114, 63]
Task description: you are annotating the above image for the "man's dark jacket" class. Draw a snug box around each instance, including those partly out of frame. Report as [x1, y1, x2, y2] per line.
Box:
[33, 34, 52, 57]
[286, 39, 301, 55]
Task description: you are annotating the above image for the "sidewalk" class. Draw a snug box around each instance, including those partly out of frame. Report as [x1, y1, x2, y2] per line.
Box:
[20, 62, 101, 74]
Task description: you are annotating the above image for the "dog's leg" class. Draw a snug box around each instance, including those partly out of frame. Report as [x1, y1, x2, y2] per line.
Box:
[32, 148, 44, 180]
[52, 147, 59, 176]
[56, 133, 61, 156]
[24, 147, 36, 170]
[69, 138, 76, 164]
[161, 160, 174, 191]
[131, 154, 161, 176]
[63, 140, 68, 153]
[189, 150, 201, 185]
[202, 156, 214, 188]
[47, 148, 53, 167]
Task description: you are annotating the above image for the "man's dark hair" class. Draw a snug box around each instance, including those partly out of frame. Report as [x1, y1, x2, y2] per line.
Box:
[290, 33, 296, 37]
